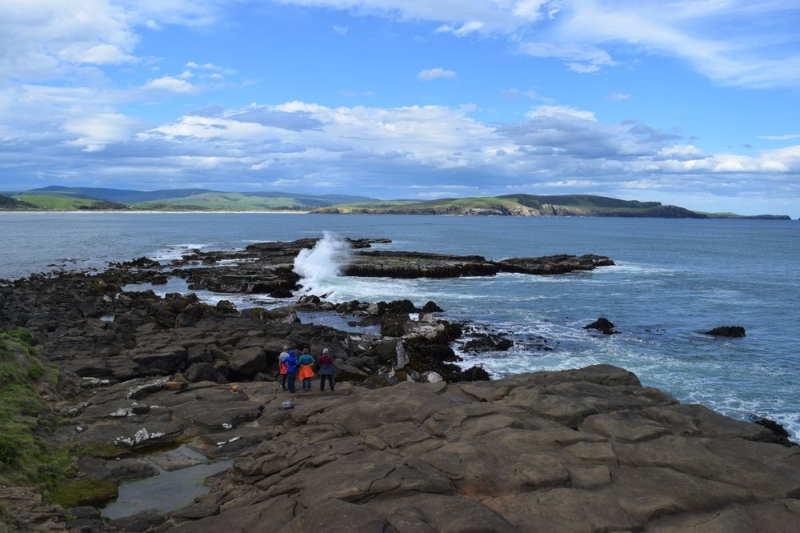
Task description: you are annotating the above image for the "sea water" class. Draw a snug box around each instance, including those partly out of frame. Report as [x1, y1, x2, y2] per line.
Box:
[1, 212, 798, 439]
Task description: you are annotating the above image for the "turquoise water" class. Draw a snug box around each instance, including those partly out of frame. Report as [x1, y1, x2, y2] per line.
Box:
[2, 212, 799, 438]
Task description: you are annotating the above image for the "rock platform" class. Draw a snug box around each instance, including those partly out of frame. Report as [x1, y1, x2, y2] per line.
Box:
[22, 365, 799, 532]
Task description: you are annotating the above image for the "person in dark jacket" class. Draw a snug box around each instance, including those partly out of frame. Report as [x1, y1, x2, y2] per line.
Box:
[318, 348, 335, 391]
[285, 349, 299, 393]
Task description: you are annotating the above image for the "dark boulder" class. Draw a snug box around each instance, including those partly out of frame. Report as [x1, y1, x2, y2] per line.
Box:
[459, 366, 492, 381]
[463, 333, 513, 353]
[704, 326, 746, 338]
[421, 301, 444, 313]
[386, 299, 418, 313]
[584, 317, 618, 335]
[269, 288, 294, 298]
[185, 362, 219, 383]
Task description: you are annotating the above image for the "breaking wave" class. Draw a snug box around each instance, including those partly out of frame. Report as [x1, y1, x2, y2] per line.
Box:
[293, 231, 353, 295]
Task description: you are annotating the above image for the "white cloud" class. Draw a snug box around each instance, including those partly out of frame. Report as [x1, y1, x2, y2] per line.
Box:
[555, 0, 800, 88]
[417, 68, 456, 80]
[63, 112, 143, 151]
[59, 43, 136, 65]
[333, 25, 349, 35]
[143, 76, 197, 93]
[519, 41, 615, 72]
[435, 21, 485, 37]
[2, 91, 798, 211]
[0, 0, 231, 83]
[760, 134, 800, 141]
[606, 93, 630, 101]
[526, 105, 596, 121]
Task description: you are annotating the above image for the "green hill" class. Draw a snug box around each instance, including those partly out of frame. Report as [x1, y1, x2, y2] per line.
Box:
[134, 192, 310, 211]
[1, 187, 378, 211]
[313, 194, 709, 218]
[0, 187, 792, 218]
[10, 196, 127, 210]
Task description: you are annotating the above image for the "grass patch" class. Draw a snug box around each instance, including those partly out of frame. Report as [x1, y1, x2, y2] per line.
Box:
[50, 479, 118, 509]
[12, 195, 102, 210]
[0, 330, 76, 500]
[134, 192, 311, 211]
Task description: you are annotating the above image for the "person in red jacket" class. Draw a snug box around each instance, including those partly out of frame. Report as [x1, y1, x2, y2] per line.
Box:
[318, 348, 335, 391]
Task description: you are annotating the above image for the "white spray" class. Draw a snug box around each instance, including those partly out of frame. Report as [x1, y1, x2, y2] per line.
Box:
[293, 231, 353, 296]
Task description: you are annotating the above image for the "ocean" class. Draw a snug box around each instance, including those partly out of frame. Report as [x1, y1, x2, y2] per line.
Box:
[2, 212, 799, 439]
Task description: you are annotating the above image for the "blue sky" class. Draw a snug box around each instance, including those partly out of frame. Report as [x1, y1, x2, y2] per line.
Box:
[1, 1, 799, 216]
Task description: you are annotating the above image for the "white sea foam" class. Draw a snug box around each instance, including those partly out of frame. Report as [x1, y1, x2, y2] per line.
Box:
[151, 243, 213, 262]
[293, 231, 353, 296]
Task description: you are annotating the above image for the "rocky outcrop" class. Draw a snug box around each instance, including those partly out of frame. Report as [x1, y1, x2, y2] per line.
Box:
[584, 317, 618, 335]
[499, 254, 615, 275]
[344, 251, 614, 279]
[704, 325, 746, 338]
[15, 364, 795, 532]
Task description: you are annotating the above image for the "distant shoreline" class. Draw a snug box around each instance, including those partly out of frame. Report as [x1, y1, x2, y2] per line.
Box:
[0, 210, 311, 214]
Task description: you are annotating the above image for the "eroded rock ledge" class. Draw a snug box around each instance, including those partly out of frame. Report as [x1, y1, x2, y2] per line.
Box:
[29, 365, 800, 532]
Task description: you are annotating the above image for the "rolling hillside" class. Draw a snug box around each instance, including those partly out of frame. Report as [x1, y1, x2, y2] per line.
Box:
[0, 187, 377, 212]
[310, 194, 695, 217]
[0, 187, 791, 218]
[312, 194, 792, 219]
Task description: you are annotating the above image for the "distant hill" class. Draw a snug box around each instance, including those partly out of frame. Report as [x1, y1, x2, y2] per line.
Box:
[313, 194, 793, 219]
[0, 187, 378, 212]
[0, 187, 792, 218]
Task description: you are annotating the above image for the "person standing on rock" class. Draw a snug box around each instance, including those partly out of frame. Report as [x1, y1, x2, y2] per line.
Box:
[298, 347, 316, 393]
[285, 349, 299, 393]
[318, 348, 335, 392]
[278, 345, 290, 390]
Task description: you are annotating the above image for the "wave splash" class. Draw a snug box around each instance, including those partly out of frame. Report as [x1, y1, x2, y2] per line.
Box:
[293, 231, 353, 295]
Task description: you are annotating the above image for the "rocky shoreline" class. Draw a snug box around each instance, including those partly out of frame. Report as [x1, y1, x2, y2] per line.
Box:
[1, 238, 799, 532]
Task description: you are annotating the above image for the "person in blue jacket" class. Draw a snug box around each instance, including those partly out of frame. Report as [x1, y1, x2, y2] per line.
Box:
[285, 349, 299, 393]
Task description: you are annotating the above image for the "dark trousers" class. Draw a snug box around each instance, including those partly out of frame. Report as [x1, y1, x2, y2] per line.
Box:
[287, 372, 297, 392]
[280, 373, 287, 390]
[320, 374, 335, 391]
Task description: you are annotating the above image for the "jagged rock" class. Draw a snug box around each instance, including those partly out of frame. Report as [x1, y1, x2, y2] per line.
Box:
[421, 300, 444, 312]
[463, 333, 513, 352]
[750, 416, 798, 447]
[584, 317, 618, 335]
[499, 254, 615, 275]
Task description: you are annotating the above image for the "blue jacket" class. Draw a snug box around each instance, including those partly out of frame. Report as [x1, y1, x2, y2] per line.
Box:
[285, 351, 298, 373]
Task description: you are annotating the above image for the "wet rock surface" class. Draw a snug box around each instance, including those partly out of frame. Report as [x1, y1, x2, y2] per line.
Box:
[9, 365, 799, 532]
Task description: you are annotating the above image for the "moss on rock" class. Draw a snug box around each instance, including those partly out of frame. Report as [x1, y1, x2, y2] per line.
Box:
[50, 479, 119, 509]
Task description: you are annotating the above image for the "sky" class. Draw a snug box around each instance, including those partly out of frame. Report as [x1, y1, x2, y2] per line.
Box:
[1, 1, 799, 217]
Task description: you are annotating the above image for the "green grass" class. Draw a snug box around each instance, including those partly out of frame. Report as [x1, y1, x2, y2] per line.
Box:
[12, 195, 101, 210]
[50, 479, 118, 509]
[0, 330, 76, 499]
[133, 192, 311, 211]
[425, 197, 522, 209]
